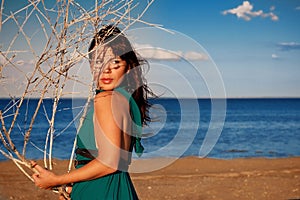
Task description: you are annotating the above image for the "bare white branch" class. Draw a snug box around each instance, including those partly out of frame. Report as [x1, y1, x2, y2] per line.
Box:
[0, 0, 159, 197]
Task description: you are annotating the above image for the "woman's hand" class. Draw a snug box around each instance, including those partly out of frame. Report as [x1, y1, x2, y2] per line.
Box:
[31, 162, 60, 190]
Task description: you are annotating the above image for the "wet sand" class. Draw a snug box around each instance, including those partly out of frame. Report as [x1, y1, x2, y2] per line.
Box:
[0, 157, 299, 200]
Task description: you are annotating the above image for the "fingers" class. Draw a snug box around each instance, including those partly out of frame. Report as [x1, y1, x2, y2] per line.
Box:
[32, 175, 50, 190]
[65, 186, 72, 194]
[59, 195, 69, 200]
[30, 160, 37, 168]
[30, 161, 46, 173]
[32, 173, 39, 179]
[30, 162, 58, 191]
[34, 164, 46, 172]
[31, 161, 42, 184]
[58, 195, 65, 200]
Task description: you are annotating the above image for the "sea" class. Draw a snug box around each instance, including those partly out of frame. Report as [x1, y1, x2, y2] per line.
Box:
[0, 98, 299, 161]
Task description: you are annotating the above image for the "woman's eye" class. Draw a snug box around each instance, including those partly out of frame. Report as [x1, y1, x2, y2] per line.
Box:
[112, 60, 121, 64]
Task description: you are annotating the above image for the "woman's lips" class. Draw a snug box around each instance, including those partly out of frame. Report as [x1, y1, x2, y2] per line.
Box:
[101, 78, 113, 84]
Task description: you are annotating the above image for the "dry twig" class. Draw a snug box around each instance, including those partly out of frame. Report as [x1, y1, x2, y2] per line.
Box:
[0, 0, 158, 197]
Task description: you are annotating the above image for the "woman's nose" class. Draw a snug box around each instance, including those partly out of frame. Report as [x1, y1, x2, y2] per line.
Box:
[103, 66, 111, 73]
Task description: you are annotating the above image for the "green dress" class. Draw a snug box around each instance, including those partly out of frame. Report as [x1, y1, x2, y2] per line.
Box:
[70, 88, 143, 200]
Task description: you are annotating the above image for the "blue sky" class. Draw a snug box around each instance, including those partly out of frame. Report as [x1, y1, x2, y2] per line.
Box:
[138, 0, 300, 97]
[0, 1, 299, 98]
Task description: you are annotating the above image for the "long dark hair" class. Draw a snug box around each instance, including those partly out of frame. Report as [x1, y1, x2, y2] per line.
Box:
[88, 25, 153, 125]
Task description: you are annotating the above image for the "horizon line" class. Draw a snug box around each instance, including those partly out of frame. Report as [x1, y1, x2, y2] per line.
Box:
[1, 96, 300, 99]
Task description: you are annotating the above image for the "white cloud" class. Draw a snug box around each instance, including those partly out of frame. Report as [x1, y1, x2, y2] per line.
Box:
[15, 59, 35, 66]
[133, 43, 181, 60]
[222, 1, 279, 21]
[296, 6, 300, 10]
[137, 48, 182, 61]
[277, 42, 300, 51]
[16, 60, 25, 65]
[134, 43, 208, 61]
[0, 54, 35, 67]
[263, 12, 279, 21]
[184, 51, 208, 61]
[270, 6, 275, 11]
[271, 54, 278, 59]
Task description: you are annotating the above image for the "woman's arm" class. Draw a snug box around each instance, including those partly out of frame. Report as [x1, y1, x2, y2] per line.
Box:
[32, 91, 129, 189]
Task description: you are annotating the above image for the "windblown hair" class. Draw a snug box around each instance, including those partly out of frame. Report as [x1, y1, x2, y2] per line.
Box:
[88, 25, 153, 125]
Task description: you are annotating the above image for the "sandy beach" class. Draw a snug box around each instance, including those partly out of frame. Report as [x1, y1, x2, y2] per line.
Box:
[0, 157, 299, 200]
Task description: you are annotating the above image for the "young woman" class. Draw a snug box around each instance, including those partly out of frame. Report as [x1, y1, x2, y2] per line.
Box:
[32, 25, 152, 200]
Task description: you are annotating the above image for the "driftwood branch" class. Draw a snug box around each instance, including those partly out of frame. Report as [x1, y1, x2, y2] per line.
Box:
[0, 0, 158, 197]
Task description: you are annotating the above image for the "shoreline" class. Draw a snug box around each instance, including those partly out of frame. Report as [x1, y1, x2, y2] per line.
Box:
[0, 156, 300, 199]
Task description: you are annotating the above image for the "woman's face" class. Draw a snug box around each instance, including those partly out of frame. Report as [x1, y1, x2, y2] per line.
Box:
[91, 47, 128, 91]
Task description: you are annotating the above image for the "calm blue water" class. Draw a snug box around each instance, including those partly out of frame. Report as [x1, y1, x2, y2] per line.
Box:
[0, 98, 299, 160]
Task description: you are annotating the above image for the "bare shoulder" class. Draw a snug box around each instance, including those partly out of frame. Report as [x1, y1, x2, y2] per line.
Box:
[94, 90, 113, 104]
[94, 90, 129, 114]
